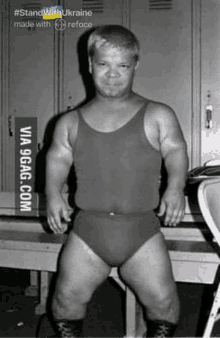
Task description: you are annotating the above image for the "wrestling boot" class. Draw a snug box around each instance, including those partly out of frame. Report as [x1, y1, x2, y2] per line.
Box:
[146, 319, 178, 338]
[53, 319, 84, 338]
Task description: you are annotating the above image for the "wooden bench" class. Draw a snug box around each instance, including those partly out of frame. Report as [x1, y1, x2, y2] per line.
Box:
[0, 192, 219, 337]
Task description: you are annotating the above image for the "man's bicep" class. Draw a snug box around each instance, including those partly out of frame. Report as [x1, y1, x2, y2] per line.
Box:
[158, 106, 187, 156]
[49, 117, 73, 164]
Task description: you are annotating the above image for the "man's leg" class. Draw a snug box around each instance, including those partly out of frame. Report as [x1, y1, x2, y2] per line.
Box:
[51, 231, 111, 337]
[119, 231, 179, 337]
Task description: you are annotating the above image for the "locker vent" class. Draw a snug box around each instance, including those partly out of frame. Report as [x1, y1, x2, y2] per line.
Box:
[82, 0, 104, 13]
[21, 2, 43, 20]
[21, 2, 42, 11]
[149, 0, 173, 11]
[21, 2, 42, 30]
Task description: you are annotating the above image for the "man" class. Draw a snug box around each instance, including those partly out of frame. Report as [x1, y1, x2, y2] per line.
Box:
[46, 25, 188, 338]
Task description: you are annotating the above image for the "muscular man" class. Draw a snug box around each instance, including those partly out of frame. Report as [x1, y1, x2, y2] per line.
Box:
[46, 25, 188, 338]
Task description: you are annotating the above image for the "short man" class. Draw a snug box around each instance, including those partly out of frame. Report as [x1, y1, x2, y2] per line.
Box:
[46, 25, 188, 338]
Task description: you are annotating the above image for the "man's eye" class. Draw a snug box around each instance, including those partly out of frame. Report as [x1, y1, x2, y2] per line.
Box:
[121, 65, 130, 68]
[98, 63, 106, 66]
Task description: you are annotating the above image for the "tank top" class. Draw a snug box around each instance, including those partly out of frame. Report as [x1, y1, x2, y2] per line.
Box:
[72, 101, 162, 213]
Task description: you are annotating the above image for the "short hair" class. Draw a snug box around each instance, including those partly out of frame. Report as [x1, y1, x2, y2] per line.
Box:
[87, 25, 140, 62]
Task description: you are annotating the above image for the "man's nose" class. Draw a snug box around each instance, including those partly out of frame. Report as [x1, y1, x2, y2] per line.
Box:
[106, 67, 120, 77]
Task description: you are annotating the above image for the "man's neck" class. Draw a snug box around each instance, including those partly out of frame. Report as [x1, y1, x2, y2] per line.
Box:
[94, 91, 136, 109]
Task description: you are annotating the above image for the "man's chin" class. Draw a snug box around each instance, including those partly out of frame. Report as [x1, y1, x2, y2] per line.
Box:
[100, 88, 124, 98]
[104, 93, 123, 99]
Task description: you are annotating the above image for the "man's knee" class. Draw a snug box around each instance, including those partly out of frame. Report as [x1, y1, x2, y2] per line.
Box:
[54, 279, 94, 307]
[52, 281, 95, 320]
[145, 286, 180, 322]
[152, 288, 179, 311]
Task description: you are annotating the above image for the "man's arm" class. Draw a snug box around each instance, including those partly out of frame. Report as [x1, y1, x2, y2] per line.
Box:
[156, 104, 189, 226]
[46, 114, 74, 233]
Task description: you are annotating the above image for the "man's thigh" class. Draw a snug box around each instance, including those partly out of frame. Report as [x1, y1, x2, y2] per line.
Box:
[118, 232, 177, 303]
[56, 231, 111, 293]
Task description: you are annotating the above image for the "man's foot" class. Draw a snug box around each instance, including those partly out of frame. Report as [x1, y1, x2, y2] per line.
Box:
[145, 319, 177, 338]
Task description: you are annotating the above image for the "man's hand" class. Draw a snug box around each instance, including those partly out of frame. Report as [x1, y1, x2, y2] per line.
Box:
[47, 195, 72, 234]
[157, 187, 185, 226]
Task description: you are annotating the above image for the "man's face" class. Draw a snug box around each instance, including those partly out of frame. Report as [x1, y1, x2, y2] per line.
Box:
[89, 45, 139, 99]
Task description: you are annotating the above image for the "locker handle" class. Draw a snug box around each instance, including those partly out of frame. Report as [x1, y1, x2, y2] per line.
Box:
[8, 115, 13, 136]
[205, 104, 213, 129]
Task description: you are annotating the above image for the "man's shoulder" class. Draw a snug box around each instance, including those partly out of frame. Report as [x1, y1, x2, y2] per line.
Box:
[146, 100, 177, 122]
[56, 110, 79, 128]
[53, 110, 80, 147]
[147, 100, 174, 114]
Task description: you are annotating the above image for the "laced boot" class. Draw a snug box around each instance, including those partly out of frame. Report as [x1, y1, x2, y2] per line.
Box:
[146, 319, 178, 338]
[53, 319, 83, 338]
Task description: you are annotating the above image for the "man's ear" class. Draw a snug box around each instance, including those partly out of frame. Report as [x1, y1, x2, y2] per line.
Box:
[135, 60, 140, 70]
[88, 57, 92, 73]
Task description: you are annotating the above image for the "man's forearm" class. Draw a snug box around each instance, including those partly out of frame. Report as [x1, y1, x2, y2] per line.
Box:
[46, 152, 71, 198]
[164, 147, 188, 190]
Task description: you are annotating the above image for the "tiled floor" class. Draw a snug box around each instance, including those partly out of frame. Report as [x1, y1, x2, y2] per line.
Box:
[0, 268, 220, 337]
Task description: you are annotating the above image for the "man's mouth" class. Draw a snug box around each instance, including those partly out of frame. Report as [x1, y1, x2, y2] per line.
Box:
[105, 82, 120, 86]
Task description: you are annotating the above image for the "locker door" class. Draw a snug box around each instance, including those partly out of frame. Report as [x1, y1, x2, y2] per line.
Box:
[1, 0, 58, 191]
[130, 0, 194, 168]
[201, 0, 220, 164]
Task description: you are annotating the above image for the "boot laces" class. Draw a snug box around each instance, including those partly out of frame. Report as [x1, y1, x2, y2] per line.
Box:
[56, 321, 75, 338]
[155, 323, 171, 338]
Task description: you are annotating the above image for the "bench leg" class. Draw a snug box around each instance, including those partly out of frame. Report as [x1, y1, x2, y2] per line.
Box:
[111, 276, 126, 291]
[111, 276, 136, 337]
[35, 271, 50, 315]
[125, 286, 137, 338]
[25, 271, 39, 297]
[112, 276, 145, 338]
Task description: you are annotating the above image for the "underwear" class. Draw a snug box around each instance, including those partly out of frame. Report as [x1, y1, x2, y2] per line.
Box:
[73, 210, 161, 267]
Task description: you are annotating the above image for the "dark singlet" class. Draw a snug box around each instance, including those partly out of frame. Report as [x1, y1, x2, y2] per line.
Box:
[72, 100, 162, 214]
[72, 100, 163, 266]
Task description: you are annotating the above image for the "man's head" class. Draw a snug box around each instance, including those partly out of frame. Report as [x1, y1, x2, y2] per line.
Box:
[87, 25, 140, 63]
[87, 25, 140, 99]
